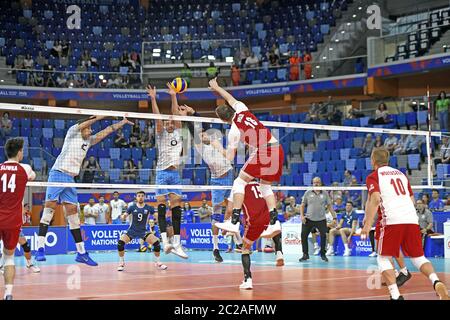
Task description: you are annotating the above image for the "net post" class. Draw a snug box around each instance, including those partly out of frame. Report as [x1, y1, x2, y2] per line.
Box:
[426, 86, 433, 187]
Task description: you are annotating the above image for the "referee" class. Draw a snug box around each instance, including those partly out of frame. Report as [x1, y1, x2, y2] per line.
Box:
[299, 177, 336, 262]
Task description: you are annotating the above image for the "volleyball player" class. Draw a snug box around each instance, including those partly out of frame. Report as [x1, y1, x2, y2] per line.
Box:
[110, 191, 127, 224]
[361, 147, 448, 300]
[177, 105, 234, 262]
[117, 191, 167, 271]
[0, 138, 36, 299]
[35, 115, 133, 265]
[146, 85, 187, 259]
[208, 78, 283, 236]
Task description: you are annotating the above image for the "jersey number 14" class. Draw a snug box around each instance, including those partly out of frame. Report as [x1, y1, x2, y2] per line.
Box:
[1, 173, 16, 193]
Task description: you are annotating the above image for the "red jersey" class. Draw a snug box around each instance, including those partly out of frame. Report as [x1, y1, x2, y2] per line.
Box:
[0, 161, 31, 229]
[228, 101, 273, 149]
[241, 182, 270, 226]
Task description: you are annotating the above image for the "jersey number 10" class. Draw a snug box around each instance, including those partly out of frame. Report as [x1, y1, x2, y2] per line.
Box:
[1, 173, 16, 193]
[390, 178, 406, 196]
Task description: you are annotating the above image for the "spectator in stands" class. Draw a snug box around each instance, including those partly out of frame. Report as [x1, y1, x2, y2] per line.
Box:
[404, 127, 423, 154]
[347, 178, 361, 207]
[33, 72, 45, 87]
[332, 196, 345, 213]
[369, 102, 391, 125]
[81, 50, 92, 67]
[181, 63, 192, 86]
[198, 200, 213, 222]
[329, 107, 343, 125]
[120, 75, 129, 88]
[129, 50, 141, 72]
[416, 199, 434, 248]
[36, 51, 47, 66]
[140, 126, 154, 149]
[43, 64, 56, 87]
[121, 160, 137, 182]
[66, 74, 76, 88]
[61, 40, 70, 58]
[289, 51, 301, 81]
[326, 201, 358, 256]
[239, 48, 249, 67]
[270, 43, 281, 58]
[347, 103, 365, 119]
[268, 50, 280, 66]
[329, 182, 343, 203]
[360, 133, 375, 157]
[434, 136, 450, 168]
[374, 135, 383, 148]
[51, 40, 62, 57]
[306, 102, 320, 122]
[107, 75, 122, 88]
[129, 121, 141, 147]
[447, 194, 450, 207]
[303, 51, 312, 80]
[23, 204, 32, 226]
[245, 53, 260, 69]
[429, 189, 445, 211]
[422, 193, 430, 206]
[56, 73, 67, 87]
[231, 64, 240, 86]
[114, 129, 129, 148]
[384, 133, 398, 154]
[73, 74, 85, 88]
[393, 135, 408, 155]
[343, 170, 355, 187]
[82, 156, 101, 183]
[0, 112, 12, 139]
[435, 91, 449, 131]
[206, 62, 219, 80]
[354, 57, 365, 73]
[86, 73, 97, 88]
[120, 51, 130, 68]
[23, 54, 34, 69]
[182, 202, 195, 223]
[284, 196, 301, 222]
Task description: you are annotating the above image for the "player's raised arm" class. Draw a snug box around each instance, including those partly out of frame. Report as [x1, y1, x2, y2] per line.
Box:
[78, 115, 106, 131]
[91, 117, 134, 146]
[167, 83, 183, 129]
[178, 105, 203, 146]
[147, 85, 163, 134]
[208, 78, 238, 108]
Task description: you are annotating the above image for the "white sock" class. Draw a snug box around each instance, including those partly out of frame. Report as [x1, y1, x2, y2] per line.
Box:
[38, 236, 46, 249]
[26, 259, 32, 267]
[154, 255, 160, 263]
[400, 267, 408, 276]
[173, 235, 180, 246]
[119, 256, 124, 264]
[388, 284, 400, 299]
[429, 273, 439, 284]
[212, 235, 219, 250]
[234, 233, 243, 245]
[4, 284, 13, 297]
[344, 243, 349, 250]
[276, 251, 283, 259]
[314, 243, 319, 249]
[75, 242, 86, 254]
[161, 232, 168, 244]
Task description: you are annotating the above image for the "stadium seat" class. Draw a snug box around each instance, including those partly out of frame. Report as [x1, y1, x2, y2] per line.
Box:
[109, 148, 120, 160]
[407, 154, 421, 170]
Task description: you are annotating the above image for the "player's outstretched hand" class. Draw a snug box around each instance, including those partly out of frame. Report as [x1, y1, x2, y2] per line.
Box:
[181, 104, 195, 115]
[121, 117, 134, 126]
[166, 82, 177, 96]
[208, 77, 220, 91]
[146, 85, 157, 99]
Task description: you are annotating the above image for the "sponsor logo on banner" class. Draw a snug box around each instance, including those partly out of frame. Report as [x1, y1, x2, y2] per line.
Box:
[284, 231, 301, 245]
[14, 227, 67, 256]
[181, 223, 248, 250]
[354, 239, 373, 255]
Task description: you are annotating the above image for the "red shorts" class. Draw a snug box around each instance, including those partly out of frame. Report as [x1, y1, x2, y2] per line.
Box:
[242, 145, 284, 182]
[0, 228, 21, 250]
[243, 210, 270, 243]
[243, 223, 269, 242]
[377, 224, 424, 258]
[375, 223, 381, 241]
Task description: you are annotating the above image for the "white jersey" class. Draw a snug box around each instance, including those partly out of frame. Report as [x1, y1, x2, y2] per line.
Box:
[155, 129, 182, 170]
[325, 212, 334, 224]
[110, 199, 127, 220]
[366, 165, 418, 226]
[200, 143, 233, 179]
[93, 203, 109, 224]
[83, 204, 98, 225]
[52, 124, 94, 176]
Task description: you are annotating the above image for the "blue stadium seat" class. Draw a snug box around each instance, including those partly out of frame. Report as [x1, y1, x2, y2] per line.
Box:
[332, 171, 343, 183]
[397, 113, 406, 127]
[99, 158, 111, 170]
[407, 154, 421, 170]
[31, 128, 42, 138]
[54, 120, 65, 130]
[131, 147, 143, 160]
[356, 158, 366, 171]
[42, 138, 53, 150]
[365, 158, 372, 171]
[345, 159, 356, 171]
[308, 161, 318, 173]
[303, 173, 313, 186]
[42, 128, 53, 139]
[32, 158, 43, 171]
[112, 159, 123, 169]
[109, 169, 121, 182]
[183, 168, 194, 179]
[54, 129, 66, 138]
[318, 161, 326, 173]
[321, 173, 332, 185]
[417, 111, 428, 125]
[109, 148, 120, 160]
[121, 148, 131, 160]
[138, 170, 150, 183]
[340, 148, 350, 160]
[312, 151, 321, 162]
[29, 148, 41, 158]
[321, 151, 331, 161]
[405, 112, 417, 126]
[43, 119, 53, 128]
[389, 155, 398, 167]
[86, 148, 98, 158]
[304, 130, 314, 144]
[32, 119, 43, 128]
[29, 137, 40, 147]
[326, 161, 336, 172]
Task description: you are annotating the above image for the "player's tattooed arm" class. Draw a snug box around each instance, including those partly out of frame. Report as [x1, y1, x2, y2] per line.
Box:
[147, 85, 163, 134]
[208, 77, 238, 107]
[91, 117, 133, 146]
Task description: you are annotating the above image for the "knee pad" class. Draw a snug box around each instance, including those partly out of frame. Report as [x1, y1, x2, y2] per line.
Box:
[21, 241, 31, 253]
[40, 207, 54, 225]
[411, 256, 429, 270]
[377, 255, 394, 272]
[3, 254, 14, 267]
[153, 241, 161, 253]
[232, 177, 248, 195]
[259, 184, 274, 198]
[67, 214, 80, 230]
[157, 204, 166, 219]
[117, 240, 125, 252]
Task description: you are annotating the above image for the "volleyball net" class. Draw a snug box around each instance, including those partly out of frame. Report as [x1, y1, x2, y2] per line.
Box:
[0, 101, 446, 215]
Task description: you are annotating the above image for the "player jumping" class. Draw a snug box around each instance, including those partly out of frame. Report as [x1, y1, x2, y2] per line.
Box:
[117, 191, 167, 271]
[35, 115, 133, 265]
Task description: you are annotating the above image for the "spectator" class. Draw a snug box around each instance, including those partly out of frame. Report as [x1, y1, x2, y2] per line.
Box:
[198, 199, 213, 222]
[303, 51, 312, 79]
[83, 198, 98, 225]
[182, 202, 195, 223]
[33, 72, 45, 87]
[245, 53, 260, 69]
[393, 135, 408, 155]
[360, 133, 375, 157]
[374, 135, 383, 148]
[289, 51, 301, 81]
[268, 50, 280, 66]
[61, 40, 70, 58]
[43, 64, 56, 87]
[434, 136, 450, 167]
[347, 104, 365, 118]
[82, 156, 101, 183]
[51, 40, 62, 57]
[107, 75, 122, 88]
[355, 57, 365, 73]
[129, 50, 141, 71]
[66, 74, 76, 88]
[206, 61, 219, 80]
[284, 196, 301, 223]
[121, 160, 137, 181]
[120, 51, 130, 68]
[73, 73, 85, 88]
[120, 75, 129, 88]
[422, 193, 430, 206]
[36, 51, 47, 66]
[416, 199, 434, 247]
[231, 64, 240, 86]
[429, 189, 445, 211]
[332, 197, 345, 213]
[347, 178, 361, 207]
[23, 54, 34, 69]
[81, 50, 92, 67]
[404, 127, 423, 154]
[114, 129, 129, 148]
[311, 209, 337, 256]
[181, 63, 192, 86]
[56, 73, 67, 87]
[326, 201, 358, 256]
[329, 182, 343, 203]
[435, 91, 449, 131]
[86, 73, 97, 88]
[0, 112, 12, 138]
[93, 196, 110, 224]
[270, 43, 280, 58]
[140, 126, 154, 148]
[329, 107, 343, 125]
[384, 133, 398, 154]
[23, 203, 32, 226]
[306, 102, 320, 122]
[369, 102, 391, 125]
[343, 170, 356, 186]
[129, 121, 141, 147]
[239, 48, 249, 67]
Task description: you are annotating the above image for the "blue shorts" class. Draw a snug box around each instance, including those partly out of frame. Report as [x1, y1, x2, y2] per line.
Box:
[125, 228, 147, 240]
[211, 170, 233, 207]
[155, 170, 182, 196]
[45, 170, 78, 204]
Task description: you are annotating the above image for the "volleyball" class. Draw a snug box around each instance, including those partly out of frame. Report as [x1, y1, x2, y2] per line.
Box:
[170, 77, 188, 93]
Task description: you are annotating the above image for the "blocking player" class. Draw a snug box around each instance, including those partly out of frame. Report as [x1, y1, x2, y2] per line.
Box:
[208, 78, 284, 236]
[146, 85, 187, 259]
[35, 115, 133, 265]
[217, 181, 280, 289]
[361, 147, 449, 300]
[117, 191, 167, 271]
[0, 138, 36, 299]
